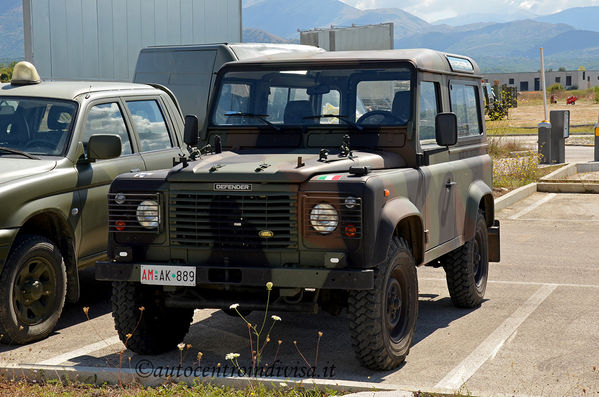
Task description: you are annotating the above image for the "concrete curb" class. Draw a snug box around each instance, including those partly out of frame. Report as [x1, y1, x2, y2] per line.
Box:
[494, 182, 537, 212]
[537, 162, 599, 193]
[0, 363, 540, 397]
[0, 363, 404, 395]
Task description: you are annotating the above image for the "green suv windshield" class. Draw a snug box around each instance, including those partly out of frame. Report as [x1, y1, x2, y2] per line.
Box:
[0, 97, 77, 156]
[211, 66, 413, 128]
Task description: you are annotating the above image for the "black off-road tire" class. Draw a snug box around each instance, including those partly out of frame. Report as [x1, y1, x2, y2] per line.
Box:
[0, 235, 66, 344]
[443, 210, 489, 308]
[347, 237, 418, 370]
[111, 281, 194, 354]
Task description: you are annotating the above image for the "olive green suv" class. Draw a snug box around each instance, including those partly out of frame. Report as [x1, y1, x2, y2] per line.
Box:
[0, 62, 186, 343]
[97, 49, 501, 370]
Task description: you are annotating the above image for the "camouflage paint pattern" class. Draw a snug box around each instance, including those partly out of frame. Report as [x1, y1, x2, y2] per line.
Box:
[97, 49, 500, 313]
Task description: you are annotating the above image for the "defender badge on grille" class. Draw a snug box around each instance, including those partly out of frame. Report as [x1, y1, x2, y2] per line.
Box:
[214, 183, 252, 191]
[259, 230, 274, 238]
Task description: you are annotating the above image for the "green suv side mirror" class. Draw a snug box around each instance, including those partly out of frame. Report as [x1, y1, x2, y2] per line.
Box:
[87, 134, 122, 162]
[435, 112, 458, 146]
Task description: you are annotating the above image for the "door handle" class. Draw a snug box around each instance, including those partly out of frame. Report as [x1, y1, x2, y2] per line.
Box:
[130, 168, 140, 173]
[446, 180, 456, 188]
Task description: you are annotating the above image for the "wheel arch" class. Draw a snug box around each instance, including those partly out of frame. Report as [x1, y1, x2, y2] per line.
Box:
[463, 180, 494, 241]
[13, 210, 79, 303]
[373, 197, 425, 267]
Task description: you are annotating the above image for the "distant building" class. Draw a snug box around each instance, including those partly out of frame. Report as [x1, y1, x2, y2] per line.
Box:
[483, 69, 599, 91]
[23, 0, 241, 81]
[300, 23, 393, 51]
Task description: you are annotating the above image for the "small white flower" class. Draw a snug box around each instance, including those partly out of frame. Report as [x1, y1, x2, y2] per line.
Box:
[225, 352, 240, 360]
[229, 303, 240, 309]
[280, 382, 288, 387]
[177, 343, 185, 351]
[266, 281, 273, 291]
[271, 315, 281, 321]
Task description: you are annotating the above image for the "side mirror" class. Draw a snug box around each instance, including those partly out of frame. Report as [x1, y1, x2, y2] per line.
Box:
[87, 134, 122, 161]
[435, 112, 458, 146]
[184, 115, 199, 147]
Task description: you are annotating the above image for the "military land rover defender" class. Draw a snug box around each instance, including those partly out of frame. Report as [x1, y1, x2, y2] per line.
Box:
[97, 49, 500, 370]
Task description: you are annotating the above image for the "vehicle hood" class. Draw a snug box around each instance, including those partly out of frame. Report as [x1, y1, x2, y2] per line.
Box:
[167, 150, 406, 183]
[0, 158, 57, 185]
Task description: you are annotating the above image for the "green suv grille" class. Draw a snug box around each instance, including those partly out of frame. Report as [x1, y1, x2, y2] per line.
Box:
[169, 192, 298, 249]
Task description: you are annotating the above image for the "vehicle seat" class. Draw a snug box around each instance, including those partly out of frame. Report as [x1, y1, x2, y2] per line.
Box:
[47, 105, 72, 132]
[0, 110, 29, 146]
[392, 91, 411, 125]
[284, 100, 315, 124]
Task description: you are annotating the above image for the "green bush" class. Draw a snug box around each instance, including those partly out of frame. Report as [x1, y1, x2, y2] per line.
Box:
[594, 86, 599, 103]
[547, 83, 564, 93]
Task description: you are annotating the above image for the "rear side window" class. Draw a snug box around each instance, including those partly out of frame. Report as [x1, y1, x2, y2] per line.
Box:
[419, 82, 438, 141]
[83, 102, 132, 155]
[126, 100, 172, 152]
[450, 82, 482, 138]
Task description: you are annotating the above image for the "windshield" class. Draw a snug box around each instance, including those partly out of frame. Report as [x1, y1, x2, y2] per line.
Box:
[211, 66, 413, 128]
[0, 97, 77, 156]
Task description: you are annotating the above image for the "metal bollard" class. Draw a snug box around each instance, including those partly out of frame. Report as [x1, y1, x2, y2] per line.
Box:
[550, 110, 569, 164]
[538, 121, 552, 164]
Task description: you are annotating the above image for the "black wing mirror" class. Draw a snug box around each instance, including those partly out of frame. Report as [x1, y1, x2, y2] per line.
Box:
[87, 134, 122, 162]
[184, 115, 199, 147]
[435, 112, 458, 146]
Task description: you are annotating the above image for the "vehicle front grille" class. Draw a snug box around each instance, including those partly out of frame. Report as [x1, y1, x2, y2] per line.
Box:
[169, 191, 297, 249]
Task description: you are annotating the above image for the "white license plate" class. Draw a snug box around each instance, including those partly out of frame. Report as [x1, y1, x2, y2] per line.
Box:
[140, 265, 196, 286]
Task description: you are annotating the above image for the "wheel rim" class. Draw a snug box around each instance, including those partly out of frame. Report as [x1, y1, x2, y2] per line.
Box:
[385, 270, 408, 343]
[473, 236, 484, 289]
[13, 257, 58, 325]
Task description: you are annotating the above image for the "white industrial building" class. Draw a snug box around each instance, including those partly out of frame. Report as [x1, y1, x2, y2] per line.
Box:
[483, 69, 599, 91]
[300, 23, 393, 51]
[23, 0, 242, 81]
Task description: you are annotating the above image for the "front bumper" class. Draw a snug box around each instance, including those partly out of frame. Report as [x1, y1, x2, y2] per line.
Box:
[96, 261, 374, 290]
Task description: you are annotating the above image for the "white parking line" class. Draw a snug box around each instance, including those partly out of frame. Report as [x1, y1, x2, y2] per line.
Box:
[434, 284, 556, 391]
[37, 335, 122, 366]
[420, 277, 599, 289]
[508, 193, 556, 220]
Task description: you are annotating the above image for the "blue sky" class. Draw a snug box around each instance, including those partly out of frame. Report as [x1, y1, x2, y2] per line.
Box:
[337, 0, 599, 22]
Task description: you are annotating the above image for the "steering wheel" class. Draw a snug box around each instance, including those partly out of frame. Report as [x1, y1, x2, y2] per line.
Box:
[357, 110, 400, 125]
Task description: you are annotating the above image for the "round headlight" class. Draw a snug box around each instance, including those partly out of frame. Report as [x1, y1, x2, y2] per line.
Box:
[136, 200, 159, 229]
[310, 203, 338, 234]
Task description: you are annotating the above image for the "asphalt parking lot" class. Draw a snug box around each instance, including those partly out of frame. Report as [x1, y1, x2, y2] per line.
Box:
[1, 191, 599, 396]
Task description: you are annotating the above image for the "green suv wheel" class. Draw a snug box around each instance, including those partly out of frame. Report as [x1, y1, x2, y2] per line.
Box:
[347, 237, 419, 370]
[443, 209, 489, 308]
[0, 235, 66, 344]
[111, 282, 194, 354]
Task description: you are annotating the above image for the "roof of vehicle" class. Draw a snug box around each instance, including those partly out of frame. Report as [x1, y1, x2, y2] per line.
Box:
[222, 48, 481, 76]
[0, 81, 159, 101]
[139, 42, 325, 60]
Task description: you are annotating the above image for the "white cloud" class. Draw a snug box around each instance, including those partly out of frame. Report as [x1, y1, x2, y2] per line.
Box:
[337, 0, 599, 21]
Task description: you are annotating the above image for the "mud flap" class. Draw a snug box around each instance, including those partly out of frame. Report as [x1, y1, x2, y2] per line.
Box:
[488, 220, 500, 262]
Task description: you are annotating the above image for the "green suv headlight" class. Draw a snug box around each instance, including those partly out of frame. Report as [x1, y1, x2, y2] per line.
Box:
[309, 203, 339, 234]
[136, 200, 160, 229]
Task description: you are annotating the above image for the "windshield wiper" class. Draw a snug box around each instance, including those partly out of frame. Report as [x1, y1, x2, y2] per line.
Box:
[0, 146, 40, 160]
[304, 114, 363, 131]
[224, 111, 281, 132]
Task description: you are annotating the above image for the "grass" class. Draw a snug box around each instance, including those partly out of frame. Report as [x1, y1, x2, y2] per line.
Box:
[488, 136, 564, 191]
[0, 378, 343, 397]
[486, 123, 593, 136]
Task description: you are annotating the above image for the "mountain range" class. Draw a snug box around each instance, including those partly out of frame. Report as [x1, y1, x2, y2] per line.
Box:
[243, 0, 599, 72]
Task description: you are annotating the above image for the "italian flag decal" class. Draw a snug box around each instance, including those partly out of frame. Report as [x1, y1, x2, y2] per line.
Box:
[317, 174, 343, 180]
